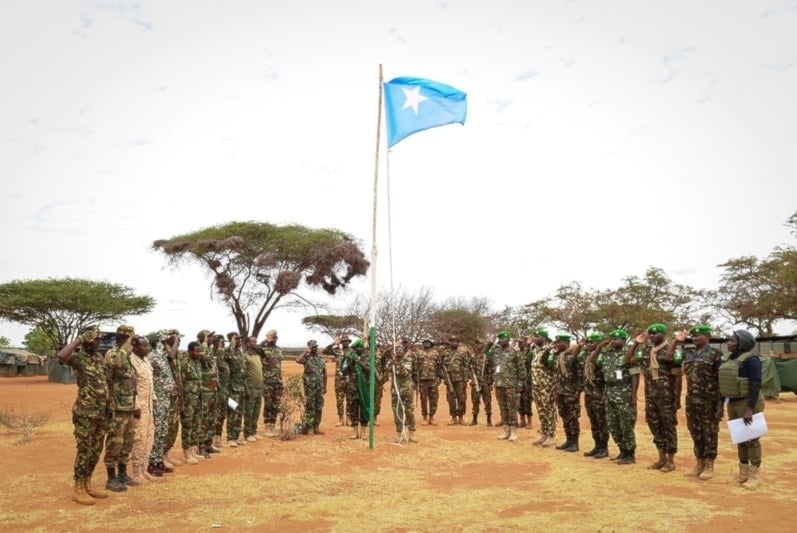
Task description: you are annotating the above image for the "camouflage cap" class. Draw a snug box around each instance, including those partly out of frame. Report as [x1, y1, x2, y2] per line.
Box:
[227, 331, 239, 340]
[422, 338, 434, 345]
[307, 340, 318, 347]
[646, 323, 667, 334]
[116, 324, 135, 335]
[162, 329, 183, 338]
[689, 324, 711, 336]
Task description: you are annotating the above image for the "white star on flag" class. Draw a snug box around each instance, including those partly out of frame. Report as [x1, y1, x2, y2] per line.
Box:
[401, 86, 428, 115]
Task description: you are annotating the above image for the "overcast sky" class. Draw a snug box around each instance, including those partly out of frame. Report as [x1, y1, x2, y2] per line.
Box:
[2, 0, 796, 347]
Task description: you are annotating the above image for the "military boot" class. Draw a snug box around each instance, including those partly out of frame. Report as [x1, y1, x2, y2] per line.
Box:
[583, 440, 600, 457]
[313, 425, 325, 435]
[497, 425, 510, 440]
[457, 416, 465, 425]
[610, 450, 623, 461]
[699, 459, 715, 480]
[742, 465, 761, 490]
[105, 466, 127, 492]
[531, 434, 546, 446]
[408, 430, 418, 443]
[429, 415, 438, 426]
[555, 436, 572, 450]
[147, 463, 164, 477]
[164, 449, 182, 466]
[447, 417, 458, 426]
[660, 453, 676, 473]
[540, 435, 556, 447]
[422, 415, 429, 425]
[182, 447, 199, 465]
[732, 463, 750, 484]
[84, 476, 109, 499]
[117, 464, 139, 487]
[265, 423, 277, 438]
[564, 435, 579, 452]
[519, 415, 527, 428]
[470, 414, 478, 426]
[685, 457, 705, 477]
[648, 449, 666, 470]
[72, 479, 95, 506]
[485, 414, 493, 427]
[508, 426, 518, 442]
[130, 463, 150, 485]
[616, 448, 636, 465]
[157, 461, 174, 474]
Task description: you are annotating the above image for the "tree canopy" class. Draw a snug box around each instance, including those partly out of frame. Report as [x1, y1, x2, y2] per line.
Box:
[0, 278, 155, 350]
[153, 221, 369, 338]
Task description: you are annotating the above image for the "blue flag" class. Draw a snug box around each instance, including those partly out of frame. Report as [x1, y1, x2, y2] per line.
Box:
[383, 77, 467, 147]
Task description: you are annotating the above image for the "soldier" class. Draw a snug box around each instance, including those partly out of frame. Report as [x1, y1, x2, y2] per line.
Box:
[721, 329, 765, 490]
[243, 336, 264, 442]
[261, 329, 284, 437]
[670, 325, 723, 480]
[518, 336, 533, 429]
[179, 341, 204, 464]
[198, 331, 221, 455]
[373, 343, 391, 426]
[296, 340, 327, 434]
[129, 336, 160, 484]
[212, 334, 230, 449]
[322, 335, 352, 427]
[57, 327, 111, 505]
[103, 324, 138, 490]
[580, 333, 609, 459]
[148, 329, 180, 475]
[625, 323, 682, 472]
[416, 339, 442, 425]
[591, 329, 639, 465]
[468, 339, 494, 426]
[386, 339, 418, 443]
[553, 333, 582, 452]
[489, 331, 524, 442]
[530, 329, 557, 447]
[224, 332, 247, 446]
[341, 339, 371, 439]
[161, 331, 184, 468]
[440, 336, 469, 425]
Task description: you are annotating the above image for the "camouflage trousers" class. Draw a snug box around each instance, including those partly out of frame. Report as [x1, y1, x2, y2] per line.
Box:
[200, 392, 217, 445]
[73, 411, 108, 480]
[584, 387, 609, 444]
[519, 383, 532, 417]
[149, 392, 174, 463]
[212, 386, 228, 438]
[556, 392, 581, 437]
[180, 389, 201, 449]
[164, 393, 181, 453]
[263, 381, 283, 425]
[346, 380, 368, 425]
[470, 382, 492, 417]
[244, 386, 262, 438]
[533, 368, 558, 437]
[303, 380, 324, 429]
[418, 379, 439, 417]
[645, 394, 678, 454]
[391, 379, 416, 432]
[686, 399, 720, 459]
[445, 380, 467, 417]
[334, 375, 347, 419]
[605, 384, 637, 452]
[104, 410, 135, 467]
[226, 389, 244, 441]
[495, 386, 520, 427]
[728, 396, 764, 467]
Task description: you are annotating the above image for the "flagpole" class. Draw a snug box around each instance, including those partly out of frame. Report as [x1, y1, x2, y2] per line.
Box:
[367, 64, 383, 450]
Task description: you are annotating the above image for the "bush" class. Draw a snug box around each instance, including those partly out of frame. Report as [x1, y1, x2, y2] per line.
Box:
[0, 407, 51, 445]
[277, 375, 305, 440]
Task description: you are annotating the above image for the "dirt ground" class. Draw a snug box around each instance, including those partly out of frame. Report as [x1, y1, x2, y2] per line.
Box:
[1, 362, 795, 532]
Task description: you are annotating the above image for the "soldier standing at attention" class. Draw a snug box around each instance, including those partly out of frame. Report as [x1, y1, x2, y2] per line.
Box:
[129, 336, 160, 484]
[441, 336, 469, 425]
[387, 339, 418, 443]
[490, 331, 525, 442]
[580, 333, 609, 459]
[103, 324, 138, 490]
[212, 334, 230, 449]
[530, 329, 557, 447]
[322, 335, 352, 427]
[296, 340, 327, 435]
[518, 336, 533, 430]
[625, 323, 682, 473]
[148, 329, 180, 474]
[261, 329, 284, 438]
[198, 332, 221, 456]
[224, 332, 247, 446]
[591, 329, 639, 464]
[179, 341, 203, 464]
[243, 336, 264, 442]
[416, 339, 442, 426]
[58, 327, 112, 505]
[553, 333, 582, 452]
[468, 339, 494, 426]
[161, 331, 184, 468]
[341, 339, 371, 439]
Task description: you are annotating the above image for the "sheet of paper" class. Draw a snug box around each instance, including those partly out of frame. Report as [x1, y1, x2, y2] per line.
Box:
[227, 397, 239, 410]
[726, 412, 767, 444]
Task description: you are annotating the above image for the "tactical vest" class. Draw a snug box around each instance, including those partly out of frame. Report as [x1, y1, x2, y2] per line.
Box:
[718, 351, 755, 399]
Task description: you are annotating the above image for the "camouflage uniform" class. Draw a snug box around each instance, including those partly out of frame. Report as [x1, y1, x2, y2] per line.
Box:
[261, 344, 283, 426]
[389, 351, 417, 435]
[65, 346, 110, 481]
[373, 348, 391, 420]
[179, 354, 202, 450]
[531, 345, 558, 439]
[554, 347, 582, 447]
[601, 347, 639, 455]
[636, 342, 682, 455]
[468, 346, 494, 424]
[213, 347, 230, 441]
[225, 344, 247, 442]
[322, 343, 348, 422]
[244, 349, 264, 438]
[490, 344, 525, 429]
[299, 352, 326, 430]
[148, 346, 176, 466]
[683, 345, 723, 460]
[416, 346, 442, 421]
[104, 345, 137, 469]
[199, 353, 220, 448]
[341, 349, 371, 425]
[164, 350, 183, 457]
[441, 345, 469, 420]
[580, 346, 609, 452]
[518, 346, 533, 422]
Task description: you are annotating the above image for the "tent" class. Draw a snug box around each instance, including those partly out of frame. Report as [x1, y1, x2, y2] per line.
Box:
[0, 348, 47, 377]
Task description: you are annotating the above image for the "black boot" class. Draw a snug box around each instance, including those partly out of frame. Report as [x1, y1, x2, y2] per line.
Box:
[555, 436, 572, 450]
[616, 448, 636, 465]
[117, 464, 139, 487]
[485, 414, 492, 427]
[592, 441, 609, 459]
[158, 461, 174, 473]
[147, 463, 164, 477]
[105, 466, 127, 492]
[583, 439, 599, 457]
[564, 435, 579, 452]
[470, 414, 478, 426]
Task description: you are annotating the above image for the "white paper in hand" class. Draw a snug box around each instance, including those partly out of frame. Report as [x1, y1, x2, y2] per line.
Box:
[227, 398, 239, 410]
[727, 412, 767, 444]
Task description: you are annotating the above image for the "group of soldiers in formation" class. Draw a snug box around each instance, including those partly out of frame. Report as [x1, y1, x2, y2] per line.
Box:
[58, 320, 766, 505]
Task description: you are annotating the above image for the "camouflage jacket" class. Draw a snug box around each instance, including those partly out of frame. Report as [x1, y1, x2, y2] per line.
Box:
[468, 348, 494, 387]
[600, 347, 639, 386]
[300, 354, 326, 390]
[214, 348, 230, 391]
[634, 342, 682, 398]
[552, 348, 582, 396]
[225, 346, 247, 393]
[105, 346, 137, 412]
[67, 347, 109, 416]
[180, 355, 203, 399]
[489, 345, 525, 388]
[261, 344, 283, 384]
[322, 344, 347, 379]
[683, 345, 722, 405]
[149, 347, 176, 404]
[200, 355, 219, 395]
[416, 348, 441, 381]
[440, 347, 470, 382]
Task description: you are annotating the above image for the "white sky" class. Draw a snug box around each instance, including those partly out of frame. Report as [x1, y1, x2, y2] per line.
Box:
[2, 0, 796, 347]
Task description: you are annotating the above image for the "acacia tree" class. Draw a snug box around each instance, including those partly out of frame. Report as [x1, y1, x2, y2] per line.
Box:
[301, 314, 362, 339]
[153, 222, 369, 339]
[341, 286, 437, 345]
[0, 278, 155, 350]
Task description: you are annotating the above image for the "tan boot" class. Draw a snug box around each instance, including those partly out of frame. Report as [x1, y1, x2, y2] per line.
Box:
[130, 464, 150, 485]
[72, 479, 95, 506]
[84, 476, 108, 499]
[162, 455, 176, 469]
[409, 430, 418, 443]
[699, 459, 715, 480]
[497, 425, 510, 440]
[313, 426, 325, 435]
[213, 435, 222, 448]
[191, 446, 205, 460]
[508, 426, 518, 442]
[447, 417, 458, 426]
[421, 416, 429, 425]
[660, 453, 676, 473]
[685, 457, 705, 477]
[265, 423, 277, 438]
[742, 465, 761, 490]
[532, 434, 546, 446]
[429, 415, 437, 426]
[227, 439, 238, 448]
[349, 425, 360, 440]
[142, 464, 161, 483]
[182, 448, 199, 465]
[457, 416, 465, 425]
[165, 449, 182, 466]
[540, 435, 556, 447]
[732, 463, 750, 484]
[648, 449, 666, 470]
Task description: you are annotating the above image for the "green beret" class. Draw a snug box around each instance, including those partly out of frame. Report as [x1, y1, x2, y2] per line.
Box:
[689, 324, 711, 336]
[646, 323, 667, 334]
[555, 333, 571, 342]
[497, 331, 511, 339]
[351, 339, 364, 348]
[609, 329, 629, 339]
[534, 328, 550, 340]
[586, 332, 603, 342]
